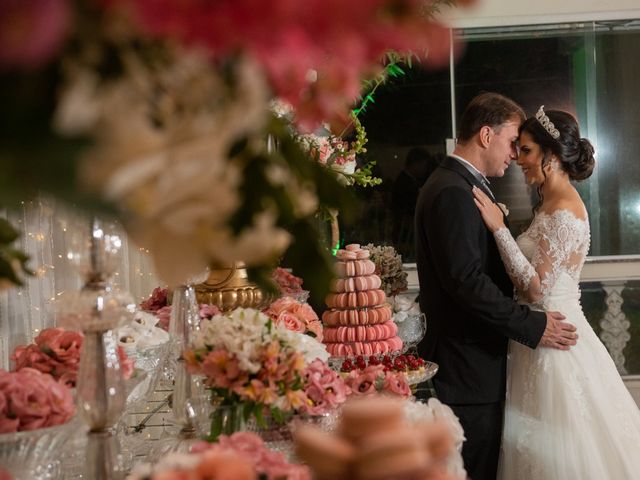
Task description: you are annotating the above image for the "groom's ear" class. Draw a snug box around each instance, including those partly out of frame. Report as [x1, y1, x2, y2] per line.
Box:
[478, 125, 493, 149]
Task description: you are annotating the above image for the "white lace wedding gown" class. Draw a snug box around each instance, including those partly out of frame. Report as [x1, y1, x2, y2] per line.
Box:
[493, 210, 640, 479]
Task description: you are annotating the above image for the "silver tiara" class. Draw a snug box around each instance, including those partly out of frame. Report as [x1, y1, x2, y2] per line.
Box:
[535, 105, 560, 139]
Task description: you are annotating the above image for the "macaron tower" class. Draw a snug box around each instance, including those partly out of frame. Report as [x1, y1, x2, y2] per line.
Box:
[322, 244, 403, 357]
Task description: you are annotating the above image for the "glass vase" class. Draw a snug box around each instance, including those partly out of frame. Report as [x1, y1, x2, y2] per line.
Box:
[208, 404, 247, 442]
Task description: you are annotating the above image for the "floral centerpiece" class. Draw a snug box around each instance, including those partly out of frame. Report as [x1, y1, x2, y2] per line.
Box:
[183, 308, 347, 440]
[11, 327, 134, 387]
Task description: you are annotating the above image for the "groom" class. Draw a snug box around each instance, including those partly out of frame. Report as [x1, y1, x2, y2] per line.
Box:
[415, 92, 577, 480]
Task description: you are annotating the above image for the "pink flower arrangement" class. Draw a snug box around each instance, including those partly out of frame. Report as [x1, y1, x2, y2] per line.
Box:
[192, 432, 311, 480]
[11, 327, 134, 386]
[264, 297, 323, 342]
[140, 287, 221, 331]
[12, 327, 82, 386]
[0, 368, 75, 433]
[271, 267, 304, 295]
[184, 308, 341, 439]
[343, 364, 411, 398]
[185, 340, 308, 414]
[301, 359, 349, 415]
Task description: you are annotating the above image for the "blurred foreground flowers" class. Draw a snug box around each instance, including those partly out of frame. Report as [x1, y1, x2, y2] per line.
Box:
[0, 0, 455, 293]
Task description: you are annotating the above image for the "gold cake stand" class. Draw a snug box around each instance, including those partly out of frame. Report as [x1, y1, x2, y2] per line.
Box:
[193, 262, 274, 312]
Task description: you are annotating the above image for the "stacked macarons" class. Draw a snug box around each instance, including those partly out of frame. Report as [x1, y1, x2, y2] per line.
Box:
[323, 244, 402, 357]
[294, 396, 458, 480]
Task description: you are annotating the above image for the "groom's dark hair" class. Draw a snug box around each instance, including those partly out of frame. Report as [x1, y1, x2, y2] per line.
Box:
[458, 92, 525, 143]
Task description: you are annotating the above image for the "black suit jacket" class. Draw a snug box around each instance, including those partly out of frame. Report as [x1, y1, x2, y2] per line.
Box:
[415, 157, 546, 404]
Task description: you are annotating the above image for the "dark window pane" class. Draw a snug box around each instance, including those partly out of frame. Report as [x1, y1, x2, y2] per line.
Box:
[341, 66, 452, 262]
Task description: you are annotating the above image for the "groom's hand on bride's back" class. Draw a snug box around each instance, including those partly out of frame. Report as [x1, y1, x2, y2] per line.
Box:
[540, 311, 578, 350]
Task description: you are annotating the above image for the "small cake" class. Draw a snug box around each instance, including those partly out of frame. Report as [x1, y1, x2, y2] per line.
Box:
[323, 244, 403, 356]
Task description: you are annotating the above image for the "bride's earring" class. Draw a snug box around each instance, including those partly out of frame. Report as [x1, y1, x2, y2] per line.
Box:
[545, 157, 560, 174]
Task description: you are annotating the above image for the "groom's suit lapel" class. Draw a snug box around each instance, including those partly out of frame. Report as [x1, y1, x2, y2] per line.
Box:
[440, 156, 495, 201]
[439, 156, 509, 227]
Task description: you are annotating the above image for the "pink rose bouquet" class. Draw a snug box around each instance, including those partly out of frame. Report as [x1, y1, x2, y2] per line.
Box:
[0, 368, 75, 433]
[11, 327, 134, 386]
[264, 297, 323, 342]
[12, 328, 82, 386]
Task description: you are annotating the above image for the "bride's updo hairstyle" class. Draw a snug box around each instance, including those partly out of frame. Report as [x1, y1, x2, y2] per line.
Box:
[519, 108, 595, 181]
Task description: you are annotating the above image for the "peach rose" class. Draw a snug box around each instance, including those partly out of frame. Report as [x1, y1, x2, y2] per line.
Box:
[195, 450, 255, 480]
[276, 312, 306, 333]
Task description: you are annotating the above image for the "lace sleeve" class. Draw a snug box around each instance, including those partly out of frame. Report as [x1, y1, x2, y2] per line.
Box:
[493, 211, 588, 302]
[494, 228, 537, 295]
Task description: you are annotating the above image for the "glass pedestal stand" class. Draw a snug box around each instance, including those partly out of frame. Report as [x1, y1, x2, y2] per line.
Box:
[58, 218, 135, 479]
[148, 285, 205, 460]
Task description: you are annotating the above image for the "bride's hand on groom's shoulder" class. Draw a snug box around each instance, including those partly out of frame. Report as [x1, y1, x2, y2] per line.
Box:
[472, 186, 505, 233]
[540, 311, 578, 350]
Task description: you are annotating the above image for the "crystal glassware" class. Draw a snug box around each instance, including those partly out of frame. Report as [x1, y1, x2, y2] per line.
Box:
[0, 419, 77, 479]
[398, 312, 427, 354]
[146, 285, 205, 461]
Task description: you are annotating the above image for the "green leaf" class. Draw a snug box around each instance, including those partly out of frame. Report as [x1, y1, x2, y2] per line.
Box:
[243, 401, 254, 421]
[0, 218, 19, 244]
[207, 409, 224, 442]
[270, 406, 286, 425]
[0, 256, 22, 286]
[253, 404, 267, 428]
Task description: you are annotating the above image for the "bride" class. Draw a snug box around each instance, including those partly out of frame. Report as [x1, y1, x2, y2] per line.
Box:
[473, 106, 640, 479]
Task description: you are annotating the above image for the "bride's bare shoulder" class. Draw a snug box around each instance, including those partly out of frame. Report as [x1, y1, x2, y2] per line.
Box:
[541, 195, 588, 222]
